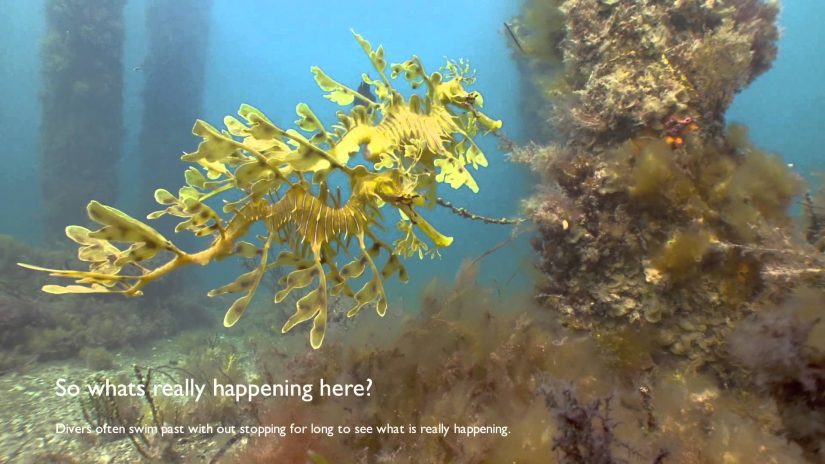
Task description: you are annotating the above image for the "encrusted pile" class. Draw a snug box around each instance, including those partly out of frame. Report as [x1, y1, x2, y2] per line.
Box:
[511, 0, 825, 457]
[512, 0, 823, 370]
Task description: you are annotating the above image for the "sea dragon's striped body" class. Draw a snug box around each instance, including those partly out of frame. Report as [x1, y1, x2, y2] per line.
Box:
[20, 33, 501, 349]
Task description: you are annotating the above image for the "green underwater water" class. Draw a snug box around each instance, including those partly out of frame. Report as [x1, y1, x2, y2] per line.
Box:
[0, 0, 824, 463]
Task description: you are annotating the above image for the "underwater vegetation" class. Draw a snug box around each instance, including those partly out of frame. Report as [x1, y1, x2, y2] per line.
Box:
[9, 262, 804, 462]
[511, 0, 823, 368]
[79, 366, 187, 461]
[576, 126, 812, 357]
[236, 263, 573, 463]
[541, 384, 622, 464]
[9, 260, 808, 462]
[510, 0, 825, 459]
[729, 287, 825, 460]
[0, 233, 208, 373]
[224, 262, 805, 463]
[40, 0, 126, 238]
[804, 178, 825, 251]
[21, 32, 502, 349]
[510, 0, 779, 147]
[74, 338, 251, 463]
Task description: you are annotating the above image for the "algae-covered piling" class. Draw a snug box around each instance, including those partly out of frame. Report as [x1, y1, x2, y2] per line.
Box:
[40, 0, 125, 239]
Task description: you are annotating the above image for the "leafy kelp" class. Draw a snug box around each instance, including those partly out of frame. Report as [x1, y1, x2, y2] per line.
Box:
[20, 32, 502, 349]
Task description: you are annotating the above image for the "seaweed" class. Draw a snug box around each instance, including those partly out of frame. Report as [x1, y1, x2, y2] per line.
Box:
[542, 385, 619, 464]
[511, 0, 778, 146]
[236, 262, 571, 463]
[0, 234, 207, 370]
[510, 0, 823, 373]
[80, 366, 182, 462]
[803, 177, 825, 251]
[509, 0, 825, 460]
[728, 289, 825, 459]
[235, 262, 753, 463]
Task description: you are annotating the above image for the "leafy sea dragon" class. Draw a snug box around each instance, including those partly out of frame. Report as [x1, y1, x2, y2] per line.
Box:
[20, 32, 502, 349]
